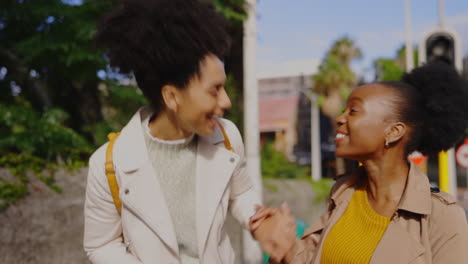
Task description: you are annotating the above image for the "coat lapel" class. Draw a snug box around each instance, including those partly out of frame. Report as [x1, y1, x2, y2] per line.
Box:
[371, 220, 425, 263]
[119, 162, 179, 255]
[312, 199, 353, 264]
[370, 162, 429, 264]
[113, 107, 179, 255]
[196, 138, 240, 254]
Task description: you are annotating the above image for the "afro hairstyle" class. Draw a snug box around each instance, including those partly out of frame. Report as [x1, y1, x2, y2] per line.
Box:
[381, 62, 468, 156]
[95, 0, 231, 113]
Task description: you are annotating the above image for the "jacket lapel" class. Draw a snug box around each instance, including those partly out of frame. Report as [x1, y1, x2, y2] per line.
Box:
[113, 107, 179, 255]
[119, 162, 179, 255]
[370, 162, 430, 264]
[196, 138, 240, 254]
[312, 193, 354, 264]
[370, 220, 425, 263]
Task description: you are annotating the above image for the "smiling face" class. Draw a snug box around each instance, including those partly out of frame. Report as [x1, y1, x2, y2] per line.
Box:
[172, 54, 232, 136]
[334, 84, 401, 160]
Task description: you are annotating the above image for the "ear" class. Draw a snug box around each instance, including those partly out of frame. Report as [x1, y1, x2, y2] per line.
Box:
[161, 84, 180, 112]
[385, 122, 407, 145]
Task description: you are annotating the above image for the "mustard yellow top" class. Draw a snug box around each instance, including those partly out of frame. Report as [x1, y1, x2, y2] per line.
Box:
[321, 185, 391, 264]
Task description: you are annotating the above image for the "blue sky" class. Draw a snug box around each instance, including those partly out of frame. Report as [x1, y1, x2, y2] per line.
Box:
[257, 0, 468, 80]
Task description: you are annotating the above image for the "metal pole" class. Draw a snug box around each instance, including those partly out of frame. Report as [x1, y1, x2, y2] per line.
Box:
[448, 148, 457, 195]
[311, 95, 322, 181]
[242, 0, 262, 263]
[301, 83, 322, 182]
[405, 0, 414, 72]
[439, 0, 445, 27]
[435, 0, 457, 197]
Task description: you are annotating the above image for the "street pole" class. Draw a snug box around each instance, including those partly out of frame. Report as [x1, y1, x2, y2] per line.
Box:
[439, 0, 445, 27]
[437, 0, 457, 196]
[242, 0, 262, 263]
[300, 75, 321, 182]
[311, 94, 321, 181]
[405, 0, 414, 72]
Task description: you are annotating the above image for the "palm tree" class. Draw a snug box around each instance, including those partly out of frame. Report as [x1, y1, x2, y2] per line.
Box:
[312, 36, 362, 174]
[313, 37, 362, 118]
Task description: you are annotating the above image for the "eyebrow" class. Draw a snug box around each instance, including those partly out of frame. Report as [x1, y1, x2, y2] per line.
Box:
[210, 78, 226, 87]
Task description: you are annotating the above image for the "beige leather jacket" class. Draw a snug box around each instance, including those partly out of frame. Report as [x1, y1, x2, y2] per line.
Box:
[84, 107, 261, 264]
[289, 162, 468, 264]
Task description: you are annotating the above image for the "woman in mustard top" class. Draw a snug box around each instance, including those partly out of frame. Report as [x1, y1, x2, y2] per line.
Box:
[251, 62, 468, 263]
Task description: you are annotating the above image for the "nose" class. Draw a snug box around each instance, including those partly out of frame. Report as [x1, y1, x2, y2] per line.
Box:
[218, 88, 232, 111]
[335, 111, 346, 126]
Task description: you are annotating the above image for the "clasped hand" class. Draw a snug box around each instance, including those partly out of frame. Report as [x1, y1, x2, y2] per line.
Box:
[248, 202, 297, 263]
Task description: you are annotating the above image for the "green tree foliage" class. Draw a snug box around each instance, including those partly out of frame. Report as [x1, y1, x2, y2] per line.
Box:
[0, 0, 247, 207]
[312, 36, 362, 119]
[213, 0, 247, 24]
[0, 98, 92, 209]
[261, 142, 309, 179]
[224, 74, 243, 131]
[0, 0, 114, 133]
[373, 58, 405, 82]
[374, 45, 418, 82]
[396, 45, 419, 71]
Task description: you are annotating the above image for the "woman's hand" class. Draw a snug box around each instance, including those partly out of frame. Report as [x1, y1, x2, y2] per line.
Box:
[252, 202, 297, 263]
[249, 205, 278, 232]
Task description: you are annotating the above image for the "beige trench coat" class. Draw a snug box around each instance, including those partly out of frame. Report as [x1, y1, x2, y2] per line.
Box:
[289, 162, 468, 264]
[84, 107, 261, 264]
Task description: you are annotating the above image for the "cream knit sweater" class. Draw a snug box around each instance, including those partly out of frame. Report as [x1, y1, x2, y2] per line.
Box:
[142, 117, 199, 264]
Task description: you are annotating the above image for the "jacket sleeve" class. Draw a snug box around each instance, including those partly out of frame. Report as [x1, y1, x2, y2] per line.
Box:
[83, 150, 142, 264]
[285, 177, 345, 264]
[430, 203, 468, 264]
[285, 210, 329, 264]
[223, 121, 262, 229]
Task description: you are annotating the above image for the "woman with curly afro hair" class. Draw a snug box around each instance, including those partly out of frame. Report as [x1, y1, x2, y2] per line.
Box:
[83, 0, 270, 263]
[250, 62, 468, 263]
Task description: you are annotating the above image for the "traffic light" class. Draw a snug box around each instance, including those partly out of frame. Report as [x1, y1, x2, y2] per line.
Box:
[425, 32, 455, 65]
[418, 27, 462, 196]
[419, 27, 462, 71]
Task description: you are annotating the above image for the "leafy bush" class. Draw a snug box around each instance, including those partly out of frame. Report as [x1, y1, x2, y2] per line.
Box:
[0, 99, 92, 209]
[261, 142, 309, 179]
[261, 141, 334, 202]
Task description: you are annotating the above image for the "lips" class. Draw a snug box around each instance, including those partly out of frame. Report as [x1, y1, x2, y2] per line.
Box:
[207, 115, 218, 127]
[335, 132, 348, 142]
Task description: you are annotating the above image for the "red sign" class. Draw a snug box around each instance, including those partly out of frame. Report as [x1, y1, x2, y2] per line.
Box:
[456, 139, 468, 169]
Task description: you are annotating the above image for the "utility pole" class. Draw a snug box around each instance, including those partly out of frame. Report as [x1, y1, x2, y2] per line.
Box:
[439, 0, 445, 27]
[405, 0, 414, 72]
[437, 0, 457, 197]
[242, 0, 262, 263]
[300, 75, 321, 181]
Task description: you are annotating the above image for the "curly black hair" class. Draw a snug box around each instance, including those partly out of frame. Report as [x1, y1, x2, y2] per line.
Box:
[95, 0, 231, 114]
[380, 62, 468, 156]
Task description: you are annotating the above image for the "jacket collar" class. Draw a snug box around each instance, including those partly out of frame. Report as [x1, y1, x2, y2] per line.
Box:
[397, 161, 432, 215]
[114, 106, 226, 173]
[331, 161, 432, 215]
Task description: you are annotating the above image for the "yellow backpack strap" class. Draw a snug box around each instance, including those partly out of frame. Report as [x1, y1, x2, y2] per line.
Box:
[217, 122, 234, 153]
[105, 132, 122, 215]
